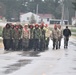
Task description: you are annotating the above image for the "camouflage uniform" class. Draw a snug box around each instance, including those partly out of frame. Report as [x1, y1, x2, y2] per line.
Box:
[29, 25, 34, 50]
[51, 25, 59, 50]
[10, 25, 15, 50]
[33, 25, 41, 51]
[13, 26, 21, 50]
[22, 26, 30, 50]
[18, 25, 23, 50]
[58, 28, 63, 49]
[2, 24, 11, 50]
[44, 27, 51, 49]
[40, 26, 45, 51]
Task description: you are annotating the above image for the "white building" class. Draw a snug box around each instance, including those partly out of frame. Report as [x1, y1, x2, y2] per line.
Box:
[20, 12, 40, 24]
[20, 12, 54, 24]
[38, 14, 55, 24]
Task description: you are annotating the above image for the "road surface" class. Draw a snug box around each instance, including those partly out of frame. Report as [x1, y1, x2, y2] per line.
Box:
[0, 37, 76, 75]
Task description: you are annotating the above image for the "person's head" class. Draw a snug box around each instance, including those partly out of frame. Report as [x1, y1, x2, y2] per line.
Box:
[15, 25, 19, 29]
[35, 24, 39, 28]
[66, 26, 68, 29]
[30, 25, 33, 29]
[19, 25, 23, 29]
[45, 24, 48, 28]
[58, 24, 61, 29]
[24, 24, 28, 28]
[40, 23, 44, 29]
[6, 23, 10, 28]
[11, 24, 14, 29]
[54, 24, 57, 29]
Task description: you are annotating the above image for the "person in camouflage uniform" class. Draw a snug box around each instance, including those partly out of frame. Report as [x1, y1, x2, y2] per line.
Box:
[13, 25, 21, 50]
[10, 24, 15, 50]
[51, 24, 59, 50]
[22, 24, 30, 51]
[44, 24, 51, 49]
[2, 23, 11, 50]
[29, 25, 34, 50]
[33, 24, 41, 51]
[57, 25, 63, 49]
[18, 24, 23, 50]
[39, 24, 46, 51]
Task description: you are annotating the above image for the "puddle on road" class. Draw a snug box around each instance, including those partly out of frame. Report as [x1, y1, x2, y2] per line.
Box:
[2, 49, 46, 74]
[19, 51, 41, 57]
[57, 58, 61, 60]
[74, 50, 76, 51]
[73, 59, 76, 61]
[72, 68, 76, 70]
[65, 53, 68, 56]
[3, 59, 31, 74]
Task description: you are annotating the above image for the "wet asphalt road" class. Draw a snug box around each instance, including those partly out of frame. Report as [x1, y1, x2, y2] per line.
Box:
[0, 49, 44, 75]
[0, 37, 76, 75]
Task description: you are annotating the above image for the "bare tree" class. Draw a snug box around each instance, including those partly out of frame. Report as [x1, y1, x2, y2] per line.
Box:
[29, 14, 36, 24]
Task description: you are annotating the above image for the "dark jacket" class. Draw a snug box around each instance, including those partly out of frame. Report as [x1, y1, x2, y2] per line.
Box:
[63, 28, 71, 37]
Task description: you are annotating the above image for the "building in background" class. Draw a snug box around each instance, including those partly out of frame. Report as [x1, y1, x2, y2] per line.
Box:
[20, 12, 55, 24]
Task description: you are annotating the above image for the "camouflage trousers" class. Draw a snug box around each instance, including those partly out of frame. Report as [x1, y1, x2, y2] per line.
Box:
[13, 39, 19, 50]
[22, 38, 29, 50]
[52, 38, 58, 49]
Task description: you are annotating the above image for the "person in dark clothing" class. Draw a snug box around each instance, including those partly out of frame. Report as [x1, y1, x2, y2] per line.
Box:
[2, 23, 11, 50]
[10, 24, 15, 50]
[33, 24, 41, 51]
[18, 25, 23, 50]
[39, 24, 45, 51]
[29, 25, 34, 50]
[63, 26, 71, 49]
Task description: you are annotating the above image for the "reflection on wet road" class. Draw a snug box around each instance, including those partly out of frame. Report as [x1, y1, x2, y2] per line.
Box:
[0, 38, 76, 75]
[19, 51, 41, 57]
[3, 59, 31, 74]
[1, 50, 45, 74]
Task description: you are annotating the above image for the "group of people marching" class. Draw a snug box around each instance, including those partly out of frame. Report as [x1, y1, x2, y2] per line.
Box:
[2, 23, 71, 51]
[51, 24, 71, 49]
[2, 23, 51, 51]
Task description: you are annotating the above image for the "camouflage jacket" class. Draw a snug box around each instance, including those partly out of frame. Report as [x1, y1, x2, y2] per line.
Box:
[40, 28, 45, 39]
[30, 28, 34, 39]
[13, 28, 21, 39]
[33, 28, 41, 39]
[22, 28, 30, 39]
[51, 29, 59, 40]
[2, 27, 11, 39]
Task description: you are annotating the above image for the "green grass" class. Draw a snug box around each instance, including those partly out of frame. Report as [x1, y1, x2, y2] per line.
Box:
[70, 28, 76, 36]
[72, 34, 76, 36]
[0, 26, 3, 37]
[71, 29, 76, 32]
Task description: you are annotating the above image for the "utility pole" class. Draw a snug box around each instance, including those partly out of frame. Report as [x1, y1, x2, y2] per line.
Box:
[36, 4, 39, 23]
[75, 10, 76, 18]
[75, 10, 76, 26]
[68, 7, 69, 25]
[61, 0, 64, 25]
[36, 4, 38, 15]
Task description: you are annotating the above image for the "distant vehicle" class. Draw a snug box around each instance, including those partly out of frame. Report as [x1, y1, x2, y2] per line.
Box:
[50, 19, 68, 25]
